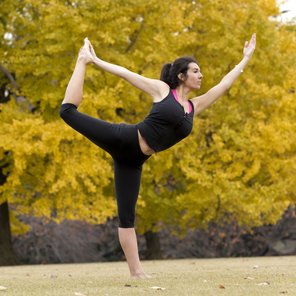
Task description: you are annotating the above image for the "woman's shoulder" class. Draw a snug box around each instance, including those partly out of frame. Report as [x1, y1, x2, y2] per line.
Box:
[152, 83, 171, 103]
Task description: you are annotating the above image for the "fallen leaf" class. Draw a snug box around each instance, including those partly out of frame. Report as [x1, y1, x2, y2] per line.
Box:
[244, 276, 255, 280]
[150, 286, 166, 291]
[0, 286, 7, 291]
[219, 284, 225, 289]
[258, 282, 270, 286]
[124, 284, 132, 287]
[74, 292, 87, 296]
[252, 265, 259, 269]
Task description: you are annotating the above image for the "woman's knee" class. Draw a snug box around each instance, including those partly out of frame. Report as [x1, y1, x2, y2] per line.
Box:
[118, 212, 135, 228]
[59, 102, 77, 120]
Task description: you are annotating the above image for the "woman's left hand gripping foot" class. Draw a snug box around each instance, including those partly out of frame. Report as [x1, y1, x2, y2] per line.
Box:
[78, 37, 95, 64]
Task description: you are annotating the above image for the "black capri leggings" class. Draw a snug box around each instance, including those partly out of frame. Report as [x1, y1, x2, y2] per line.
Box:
[60, 103, 151, 228]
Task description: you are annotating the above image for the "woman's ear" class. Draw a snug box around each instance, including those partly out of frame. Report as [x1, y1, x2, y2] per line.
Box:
[178, 73, 184, 81]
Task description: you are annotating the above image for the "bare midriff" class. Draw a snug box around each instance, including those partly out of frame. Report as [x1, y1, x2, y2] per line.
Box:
[137, 130, 155, 155]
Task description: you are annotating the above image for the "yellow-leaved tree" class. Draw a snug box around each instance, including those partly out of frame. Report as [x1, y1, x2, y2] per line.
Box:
[0, 0, 295, 264]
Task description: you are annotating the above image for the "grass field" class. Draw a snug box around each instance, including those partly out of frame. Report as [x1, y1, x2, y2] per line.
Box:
[0, 256, 295, 295]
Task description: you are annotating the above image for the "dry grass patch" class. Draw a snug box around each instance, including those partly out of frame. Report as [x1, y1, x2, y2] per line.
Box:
[0, 256, 295, 295]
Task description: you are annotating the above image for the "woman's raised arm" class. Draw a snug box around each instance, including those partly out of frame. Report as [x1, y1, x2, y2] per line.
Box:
[85, 38, 168, 101]
[191, 33, 256, 115]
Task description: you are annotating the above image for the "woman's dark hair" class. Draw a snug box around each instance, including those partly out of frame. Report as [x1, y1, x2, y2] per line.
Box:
[160, 56, 198, 89]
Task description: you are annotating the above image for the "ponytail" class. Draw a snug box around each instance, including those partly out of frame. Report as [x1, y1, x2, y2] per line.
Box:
[160, 63, 172, 86]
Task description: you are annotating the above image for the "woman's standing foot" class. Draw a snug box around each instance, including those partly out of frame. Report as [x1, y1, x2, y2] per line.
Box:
[130, 271, 152, 279]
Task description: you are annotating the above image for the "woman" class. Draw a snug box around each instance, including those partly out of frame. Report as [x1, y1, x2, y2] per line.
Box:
[60, 34, 256, 279]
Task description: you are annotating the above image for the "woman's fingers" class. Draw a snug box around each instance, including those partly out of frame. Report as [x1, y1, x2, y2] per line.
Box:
[245, 33, 256, 49]
[83, 37, 97, 58]
[243, 33, 256, 58]
[89, 43, 96, 57]
[84, 37, 91, 50]
[84, 38, 95, 55]
[251, 33, 256, 46]
[86, 38, 94, 50]
[84, 37, 91, 44]
[83, 37, 95, 56]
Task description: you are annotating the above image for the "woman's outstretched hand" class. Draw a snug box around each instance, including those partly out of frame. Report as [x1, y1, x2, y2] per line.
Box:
[243, 33, 256, 59]
[84, 37, 99, 61]
[77, 37, 97, 64]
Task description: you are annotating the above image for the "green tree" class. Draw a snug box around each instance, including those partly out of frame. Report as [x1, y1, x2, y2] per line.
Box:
[0, 0, 295, 263]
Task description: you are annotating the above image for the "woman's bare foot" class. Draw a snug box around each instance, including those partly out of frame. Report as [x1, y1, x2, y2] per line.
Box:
[130, 272, 152, 279]
[77, 38, 94, 64]
[84, 38, 97, 60]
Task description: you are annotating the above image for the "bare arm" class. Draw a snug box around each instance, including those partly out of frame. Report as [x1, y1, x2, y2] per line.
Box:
[191, 33, 256, 115]
[192, 56, 250, 115]
[85, 38, 168, 101]
[92, 57, 168, 100]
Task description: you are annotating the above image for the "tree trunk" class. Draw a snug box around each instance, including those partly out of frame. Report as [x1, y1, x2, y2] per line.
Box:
[0, 163, 18, 266]
[0, 201, 17, 265]
[144, 230, 162, 259]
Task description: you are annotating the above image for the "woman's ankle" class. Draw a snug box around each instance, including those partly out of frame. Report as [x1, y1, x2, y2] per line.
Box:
[130, 268, 144, 276]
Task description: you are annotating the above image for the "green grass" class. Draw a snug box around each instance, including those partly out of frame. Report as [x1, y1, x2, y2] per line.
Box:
[0, 256, 295, 295]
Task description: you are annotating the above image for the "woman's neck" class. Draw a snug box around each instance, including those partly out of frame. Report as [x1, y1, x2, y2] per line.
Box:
[175, 86, 191, 102]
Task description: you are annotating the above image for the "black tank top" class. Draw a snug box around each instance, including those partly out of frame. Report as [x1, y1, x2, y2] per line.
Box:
[137, 89, 194, 152]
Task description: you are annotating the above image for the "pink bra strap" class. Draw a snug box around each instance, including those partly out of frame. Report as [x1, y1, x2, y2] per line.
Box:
[172, 89, 192, 113]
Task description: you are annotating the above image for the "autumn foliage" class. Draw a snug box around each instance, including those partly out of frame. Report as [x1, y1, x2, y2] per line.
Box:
[0, 0, 295, 236]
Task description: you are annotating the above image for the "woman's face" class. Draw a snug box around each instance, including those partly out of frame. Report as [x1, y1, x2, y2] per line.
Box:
[183, 62, 203, 90]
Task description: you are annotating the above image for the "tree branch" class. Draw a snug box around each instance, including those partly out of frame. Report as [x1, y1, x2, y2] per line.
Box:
[125, 20, 145, 53]
[0, 63, 19, 90]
